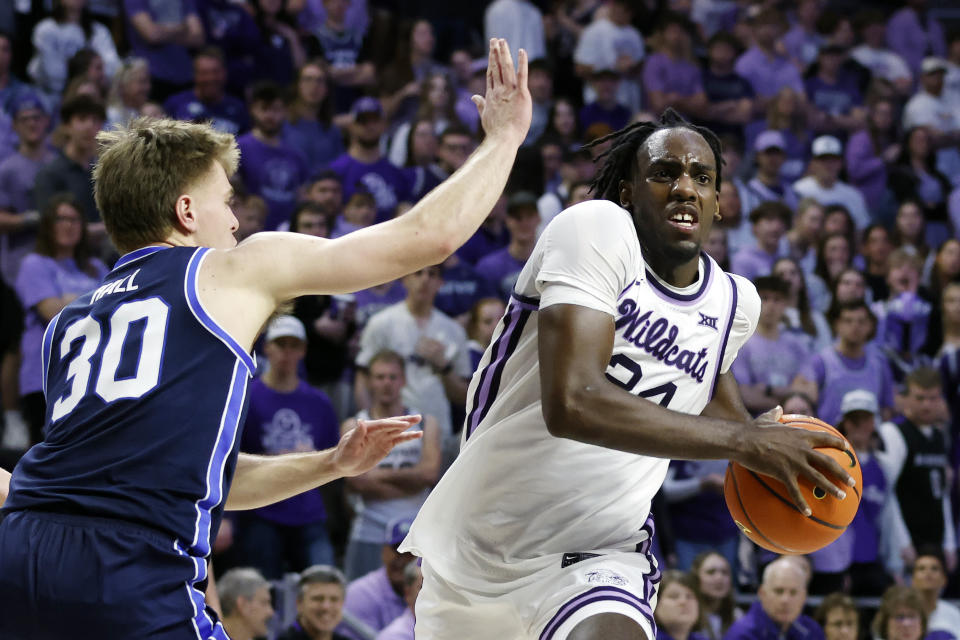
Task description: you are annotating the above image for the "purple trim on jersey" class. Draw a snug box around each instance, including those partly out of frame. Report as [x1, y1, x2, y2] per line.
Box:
[638, 516, 662, 602]
[40, 310, 61, 399]
[174, 539, 228, 640]
[112, 245, 169, 271]
[710, 274, 739, 400]
[645, 254, 713, 306]
[184, 248, 256, 375]
[511, 291, 541, 309]
[465, 294, 536, 439]
[539, 586, 655, 640]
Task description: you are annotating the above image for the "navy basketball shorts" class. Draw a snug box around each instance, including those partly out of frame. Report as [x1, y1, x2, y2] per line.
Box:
[0, 510, 227, 639]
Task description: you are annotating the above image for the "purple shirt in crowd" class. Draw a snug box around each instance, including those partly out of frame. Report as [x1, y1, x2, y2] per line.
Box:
[475, 248, 527, 300]
[240, 378, 339, 526]
[353, 281, 407, 328]
[15, 254, 108, 394]
[805, 75, 863, 127]
[329, 154, 412, 223]
[339, 567, 406, 640]
[456, 225, 510, 266]
[734, 46, 804, 99]
[578, 101, 631, 133]
[124, 0, 198, 85]
[731, 331, 810, 391]
[163, 90, 249, 134]
[724, 600, 825, 640]
[642, 52, 704, 97]
[729, 245, 780, 282]
[886, 7, 947, 78]
[237, 132, 309, 231]
[799, 346, 895, 426]
[375, 609, 414, 640]
[0, 148, 56, 213]
[282, 118, 344, 171]
[844, 128, 889, 211]
[667, 460, 739, 544]
[659, 631, 709, 640]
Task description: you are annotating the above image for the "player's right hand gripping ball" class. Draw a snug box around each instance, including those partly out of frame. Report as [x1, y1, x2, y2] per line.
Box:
[723, 414, 862, 554]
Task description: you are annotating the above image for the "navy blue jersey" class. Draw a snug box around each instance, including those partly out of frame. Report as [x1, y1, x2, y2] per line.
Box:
[3, 246, 255, 566]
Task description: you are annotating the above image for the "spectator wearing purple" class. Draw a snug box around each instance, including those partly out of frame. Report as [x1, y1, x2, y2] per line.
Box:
[781, 0, 822, 70]
[886, 0, 947, 80]
[124, 0, 204, 100]
[730, 201, 790, 282]
[435, 254, 498, 322]
[700, 32, 754, 140]
[739, 131, 799, 217]
[888, 127, 953, 231]
[578, 68, 630, 133]
[872, 249, 933, 383]
[163, 47, 248, 135]
[15, 194, 107, 444]
[331, 189, 375, 239]
[793, 136, 871, 230]
[743, 88, 810, 184]
[772, 257, 832, 354]
[845, 97, 900, 217]
[329, 97, 412, 223]
[642, 13, 708, 121]
[339, 519, 415, 640]
[732, 276, 811, 415]
[238, 316, 340, 579]
[353, 280, 406, 330]
[860, 224, 894, 302]
[0, 32, 33, 117]
[306, 0, 375, 114]
[936, 281, 960, 469]
[851, 10, 913, 96]
[804, 43, 866, 138]
[476, 191, 539, 301]
[237, 82, 309, 231]
[903, 58, 960, 187]
[249, 0, 306, 90]
[283, 61, 343, 171]
[0, 92, 54, 284]
[734, 9, 805, 103]
[456, 193, 510, 267]
[793, 300, 895, 426]
[723, 558, 824, 640]
[195, 0, 261, 97]
[373, 559, 420, 640]
[779, 199, 823, 277]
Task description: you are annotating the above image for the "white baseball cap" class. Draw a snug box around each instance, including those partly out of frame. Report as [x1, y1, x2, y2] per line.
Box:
[265, 315, 306, 342]
[811, 135, 843, 158]
[840, 389, 878, 416]
[921, 57, 948, 75]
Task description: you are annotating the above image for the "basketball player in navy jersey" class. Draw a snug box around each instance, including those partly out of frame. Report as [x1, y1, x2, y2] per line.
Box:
[401, 109, 857, 639]
[0, 39, 530, 639]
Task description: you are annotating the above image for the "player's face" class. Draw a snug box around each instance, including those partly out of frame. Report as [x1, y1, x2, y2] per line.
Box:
[297, 582, 344, 633]
[655, 582, 699, 630]
[369, 361, 405, 405]
[758, 571, 806, 628]
[244, 586, 275, 635]
[696, 554, 731, 600]
[625, 128, 718, 273]
[823, 607, 858, 640]
[912, 556, 946, 592]
[185, 162, 239, 249]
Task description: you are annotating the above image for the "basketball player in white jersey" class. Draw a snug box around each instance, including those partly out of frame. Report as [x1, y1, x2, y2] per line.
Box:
[401, 109, 856, 640]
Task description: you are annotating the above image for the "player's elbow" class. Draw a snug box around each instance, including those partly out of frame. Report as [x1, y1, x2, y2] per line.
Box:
[542, 385, 591, 439]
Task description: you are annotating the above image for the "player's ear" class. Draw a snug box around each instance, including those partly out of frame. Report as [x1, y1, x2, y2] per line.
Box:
[618, 179, 633, 210]
[174, 193, 199, 234]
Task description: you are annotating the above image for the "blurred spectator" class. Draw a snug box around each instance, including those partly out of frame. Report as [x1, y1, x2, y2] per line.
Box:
[388, 72, 462, 168]
[732, 275, 811, 415]
[691, 551, 740, 640]
[238, 316, 340, 579]
[379, 19, 445, 126]
[935, 281, 960, 481]
[34, 94, 105, 231]
[744, 88, 810, 184]
[873, 249, 933, 381]
[431, 124, 474, 182]
[332, 190, 376, 238]
[793, 300, 895, 426]
[885, 1, 946, 80]
[739, 131, 799, 217]
[305, 0, 374, 114]
[340, 519, 415, 640]
[793, 136, 870, 230]
[781, 0, 822, 70]
[573, 0, 643, 113]
[330, 97, 412, 223]
[400, 118, 442, 200]
[946, 32, 960, 108]
[541, 96, 581, 152]
[353, 279, 406, 332]
[781, 198, 823, 276]
[814, 593, 859, 640]
[734, 9, 804, 105]
[522, 58, 553, 145]
[233, 193, 267, 243]
[772, 257, 832, 353]
[859, 224, 893, 302]
[804, 43, 866, 138]
[14, 193, 107, 444]
[845, 96, 900, 219]
[124, 0, 204, 101]
[730, 200, 790, 282]
[923, 239, 960, 355]
[782, 391, 816, 417]
[0, 92, 54, 283]
[850, 10, 913, 96]
[0, 31, 32, 116]
[642, 13, 707, 120]
[704, 227, 729, 271]
[465, 297, 505, 371]
[484, 0, 545, 65]
[892, 200, 931, 269]
[342, 349, 440, 580]
[700, 32, 754, 140]
[105, 57, 152, 127]
[902, 58, 960, 186]
[237, 82, 308, 231]
[195, 0, 261, 97]
[277, 565, 351, 640]
[433, 252, 497, 322]
[830, 268, 870, 309]
[302, 170, 343, 219]
[913, 548, 960, 634]
[877, 367, 954, 566]
[375, 562, 421, 640]
[579, 68, 629, 132]
[888, 127, 952, 237]
[249, 0, 306, 90]
[723, 557, 824, 640]
[871, 586, 934, 640]
[813, 232, 854, 297]
[655, 570, 710, 640]
[476, 191, 539, 301]
[354, 265, 471, 441]
[219, 568, 275, 640]
[164, 46, 248, 134]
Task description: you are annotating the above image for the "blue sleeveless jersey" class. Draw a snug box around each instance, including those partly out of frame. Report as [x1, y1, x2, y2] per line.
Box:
[3, 245, 255, 563]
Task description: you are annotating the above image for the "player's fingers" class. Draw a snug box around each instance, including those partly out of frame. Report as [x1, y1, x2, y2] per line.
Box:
[782, 476, 812, 517]
[471, 95, 485, 117]
[756, 405, 782, 425]
[363, 419, 419, 433]
[498, 39, 516, 86]
[516, 48, 528, 90]
[809, 449, 856, 488]
[807, 431, 848, 452]
[390, 432, 424, 446]
[799, 462, 848, 500]
[486, 39, 495, 93]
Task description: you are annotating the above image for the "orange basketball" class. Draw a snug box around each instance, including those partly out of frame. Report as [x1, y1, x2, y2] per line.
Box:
[723, 414, 862, 555]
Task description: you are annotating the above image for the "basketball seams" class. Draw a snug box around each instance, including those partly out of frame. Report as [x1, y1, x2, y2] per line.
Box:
[727, 463, 793, 554]
[745, 469, 846, 531]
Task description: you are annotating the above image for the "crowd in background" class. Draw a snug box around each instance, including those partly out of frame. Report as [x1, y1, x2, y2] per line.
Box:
[1, 0, 960, 638]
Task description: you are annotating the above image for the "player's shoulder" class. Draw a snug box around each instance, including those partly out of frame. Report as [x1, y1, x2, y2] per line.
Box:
[724, 270, 761, 319]
[545, 199, 635, 239]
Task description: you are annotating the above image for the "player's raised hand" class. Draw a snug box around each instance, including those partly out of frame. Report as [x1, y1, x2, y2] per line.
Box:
[333, 415, 423, 477]
[471, 38, 532, 147]
[733, 406, 855, 516]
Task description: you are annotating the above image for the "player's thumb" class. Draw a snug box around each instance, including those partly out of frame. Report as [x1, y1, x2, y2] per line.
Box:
[757, 405, 783, 425]
[471, 95, 485, 116]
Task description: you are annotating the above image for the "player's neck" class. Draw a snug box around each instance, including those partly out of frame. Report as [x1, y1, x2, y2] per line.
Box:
[263, 368, 299, 392]
[648, 256, 700, 289]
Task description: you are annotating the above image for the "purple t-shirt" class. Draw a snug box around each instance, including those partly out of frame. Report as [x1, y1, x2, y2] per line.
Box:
[456, 225, 510, 266]
[0, 148, 56, 212]
[886, 8, 947, 78]
[475, 247, 527, 301]
[731, 330, 811, 390]
[805, 75, 863, 120]
[15, 253, 108, 394]
[282, 118, 344, 171]
[354, 281, 406, 329]
[734, 46, 805, 99]
[237, 133, 309, 231]
[124, 0, 197, 85]
[799, 346, 895, 426]
[578, 101, 630, 133]
[667, 460, 738, 544]
[845, 128, 889, 211]
[725, 600, 825, 640]
[642, 52, 704, 97]
[163, 90, 249, 135]
[376, 609, 414, 640]
[240, 378, 339, 526]
[329, 153, 412, 223]
[339, 567, 406, 640]
[730, 245, 780, 281]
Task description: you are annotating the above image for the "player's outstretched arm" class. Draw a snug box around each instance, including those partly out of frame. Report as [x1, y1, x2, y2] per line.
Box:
[0, 466, 10, 507]
[537, 303, 855, 516]
[225, 416, 423, 510]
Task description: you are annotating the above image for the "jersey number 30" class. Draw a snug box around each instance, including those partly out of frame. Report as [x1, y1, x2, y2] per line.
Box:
[51, 298, 170, 422]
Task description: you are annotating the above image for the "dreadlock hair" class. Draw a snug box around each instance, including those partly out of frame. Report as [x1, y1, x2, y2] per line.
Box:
[584, 108, 725, 203]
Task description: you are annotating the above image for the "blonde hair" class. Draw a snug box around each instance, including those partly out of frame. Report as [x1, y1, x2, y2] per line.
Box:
[93, 117, 239, 253]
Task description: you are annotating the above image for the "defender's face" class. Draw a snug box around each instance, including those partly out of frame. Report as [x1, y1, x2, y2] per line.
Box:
[186, 162, 239, 249]
[624, 128, 718, 268]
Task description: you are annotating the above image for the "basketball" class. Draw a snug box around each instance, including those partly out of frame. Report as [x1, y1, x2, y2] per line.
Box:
[723, 414, 862, 555]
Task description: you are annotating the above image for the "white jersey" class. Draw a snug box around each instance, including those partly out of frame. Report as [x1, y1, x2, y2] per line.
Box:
[401, 200, 759, 590]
